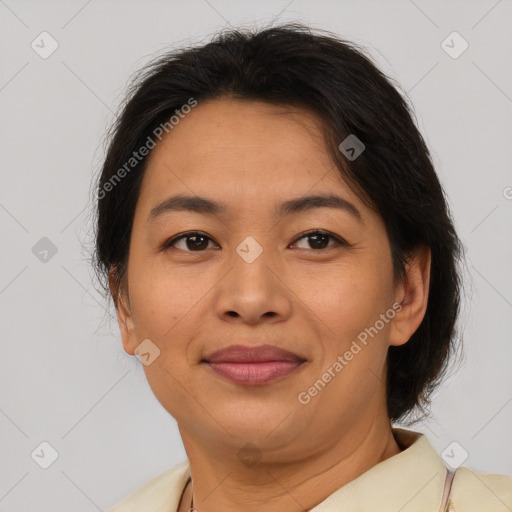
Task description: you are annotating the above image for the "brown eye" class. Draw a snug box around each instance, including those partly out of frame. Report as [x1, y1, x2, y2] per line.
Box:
[291, 230, 346, 251]
[163, 232, 217, 252]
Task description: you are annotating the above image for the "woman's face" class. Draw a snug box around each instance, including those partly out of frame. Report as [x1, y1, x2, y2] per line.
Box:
[113, 98, 420, 460]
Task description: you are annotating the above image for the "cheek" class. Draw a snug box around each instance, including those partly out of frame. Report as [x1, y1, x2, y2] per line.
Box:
[128, 253, 206, 334]
[297, 257, 393, 343]
[301, 262, 394, 417]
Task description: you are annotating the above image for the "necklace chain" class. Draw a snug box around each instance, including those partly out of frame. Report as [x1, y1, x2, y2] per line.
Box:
[187, 477, 197, 512]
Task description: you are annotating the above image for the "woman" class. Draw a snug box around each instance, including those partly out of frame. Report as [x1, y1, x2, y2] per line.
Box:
[93, 23, 511, 512]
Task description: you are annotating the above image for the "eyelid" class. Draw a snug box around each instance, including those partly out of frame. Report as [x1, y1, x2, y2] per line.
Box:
[290, 229, 349, 249]
[161, 231, 219, 251]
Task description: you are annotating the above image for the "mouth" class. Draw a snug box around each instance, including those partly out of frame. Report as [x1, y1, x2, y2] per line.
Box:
[201, 344, 307, 386]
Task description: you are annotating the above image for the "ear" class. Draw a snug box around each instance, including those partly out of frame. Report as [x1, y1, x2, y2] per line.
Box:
[388, 245, 431, 347]
[109, 266, 137, 356]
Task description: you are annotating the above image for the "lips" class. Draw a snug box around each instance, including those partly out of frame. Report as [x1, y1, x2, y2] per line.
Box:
[204, 344, 305, 364]
[202, 344, 306, 386]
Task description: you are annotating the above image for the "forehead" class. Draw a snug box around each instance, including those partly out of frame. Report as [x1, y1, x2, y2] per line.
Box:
[138, 98, 359, 211]
[160, 97, 328, 147]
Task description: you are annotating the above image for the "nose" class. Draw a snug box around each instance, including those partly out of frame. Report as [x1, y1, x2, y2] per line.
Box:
[213, 244, 293, 326]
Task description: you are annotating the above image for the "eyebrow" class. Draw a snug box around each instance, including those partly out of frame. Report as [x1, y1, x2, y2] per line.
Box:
[148, 193, 362, 223]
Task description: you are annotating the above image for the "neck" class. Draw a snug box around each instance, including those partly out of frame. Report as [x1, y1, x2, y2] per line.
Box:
[177, 415, 402, 512]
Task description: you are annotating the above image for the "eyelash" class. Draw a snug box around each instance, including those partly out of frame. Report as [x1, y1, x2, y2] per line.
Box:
[161, 229, 348, 253]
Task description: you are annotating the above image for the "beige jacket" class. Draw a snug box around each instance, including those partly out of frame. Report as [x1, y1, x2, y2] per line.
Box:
[108, 428, 512, 511]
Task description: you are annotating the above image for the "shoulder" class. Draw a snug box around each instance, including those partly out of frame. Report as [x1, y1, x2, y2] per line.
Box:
[449, 467, 512, 511]
[107, 460, 190, 512]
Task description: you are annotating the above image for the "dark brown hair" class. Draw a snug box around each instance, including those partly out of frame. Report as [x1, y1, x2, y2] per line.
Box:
[92, 23, 464, 423]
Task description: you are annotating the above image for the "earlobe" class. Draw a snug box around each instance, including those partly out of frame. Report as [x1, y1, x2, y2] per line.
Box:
[108, 266, 137, 356]
[388, 245, 431, 347]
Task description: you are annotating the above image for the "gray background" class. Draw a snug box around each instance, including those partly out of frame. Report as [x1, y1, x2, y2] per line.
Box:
[1, 0, 511, 510]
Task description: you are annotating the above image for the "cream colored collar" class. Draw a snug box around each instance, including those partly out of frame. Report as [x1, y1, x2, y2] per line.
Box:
[309, 428, 447, 511]
[109, 427, 449, 512]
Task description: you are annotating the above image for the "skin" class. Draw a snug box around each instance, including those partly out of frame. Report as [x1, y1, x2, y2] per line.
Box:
[110, 98, 431, 512]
